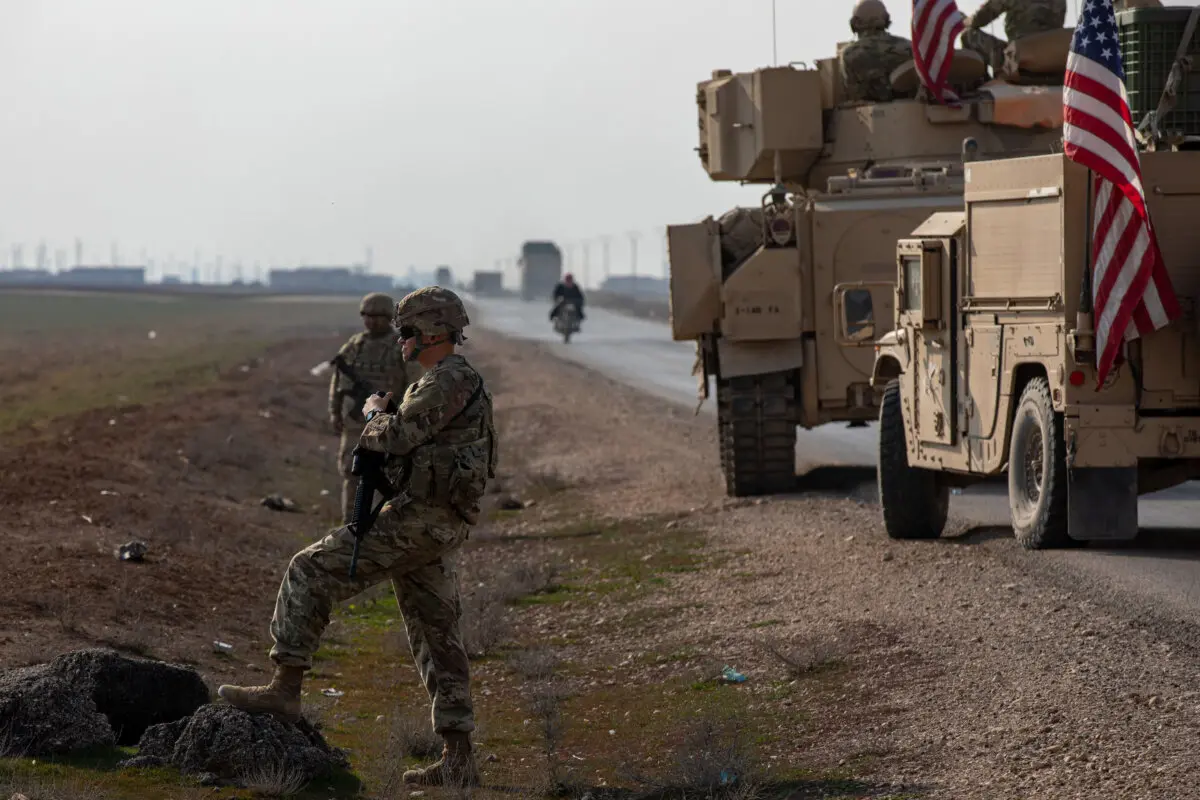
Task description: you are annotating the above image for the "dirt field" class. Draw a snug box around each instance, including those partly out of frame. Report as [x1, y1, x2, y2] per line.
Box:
[4, 291, 1200, 800]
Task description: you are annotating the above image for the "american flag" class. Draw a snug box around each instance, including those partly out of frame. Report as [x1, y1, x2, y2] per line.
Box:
[911, 0, 966, 105]
[1063, 0, 1180, 388]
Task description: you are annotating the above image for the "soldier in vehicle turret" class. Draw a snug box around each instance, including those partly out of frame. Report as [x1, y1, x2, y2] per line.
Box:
[839, 0, 913, 103]
[961, 0, 1067, 74]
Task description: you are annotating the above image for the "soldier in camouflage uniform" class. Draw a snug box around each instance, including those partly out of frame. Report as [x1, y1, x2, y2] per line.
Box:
[961, 0, 1067, 74]
[219, 286, 496, 788]
[329, 292, 416, 525]
[839, 0, 913, 103]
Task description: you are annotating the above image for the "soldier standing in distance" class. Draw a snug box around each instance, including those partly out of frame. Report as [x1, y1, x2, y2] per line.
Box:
[329, 292, 416, 525]
[839, 0, 913, 103]
[220, 286, 495, 787]
[961, 0, 1067, 74]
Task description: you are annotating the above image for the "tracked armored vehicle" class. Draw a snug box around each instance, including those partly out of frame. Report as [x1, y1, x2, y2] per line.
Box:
[667, 38, 1069, 497]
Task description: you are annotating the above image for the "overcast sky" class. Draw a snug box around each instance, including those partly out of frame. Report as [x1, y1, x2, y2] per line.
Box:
[0, 1, 1160, 281]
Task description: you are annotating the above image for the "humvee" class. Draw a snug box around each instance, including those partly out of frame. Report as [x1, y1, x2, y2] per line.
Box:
[872, 6, 1200, 548]
[666, 36, 1069, 497]
[873, 147, 1200, 548]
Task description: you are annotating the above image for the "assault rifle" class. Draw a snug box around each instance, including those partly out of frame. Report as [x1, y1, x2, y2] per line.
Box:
[348, 391, 398, 579]
[331, 354, 376, 423]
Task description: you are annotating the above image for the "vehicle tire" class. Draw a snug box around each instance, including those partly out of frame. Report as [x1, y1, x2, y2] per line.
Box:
[716, 371, 797, 497]
[878, 379, 948, 539]
[1007, 376, 1076, 549]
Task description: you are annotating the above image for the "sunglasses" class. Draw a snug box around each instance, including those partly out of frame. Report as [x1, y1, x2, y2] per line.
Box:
[398, 325, 420, 340]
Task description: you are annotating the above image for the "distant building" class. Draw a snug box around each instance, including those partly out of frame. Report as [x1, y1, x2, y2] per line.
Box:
[267, 266, 396, 294]
[600, 275, 669, 299]
[0, 268, 53, 285]
[57, 267, 146, 287]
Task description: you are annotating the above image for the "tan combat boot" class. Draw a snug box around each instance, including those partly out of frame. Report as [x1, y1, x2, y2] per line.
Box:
[216, 665, 305, 723]
[402, 731, 480, 787]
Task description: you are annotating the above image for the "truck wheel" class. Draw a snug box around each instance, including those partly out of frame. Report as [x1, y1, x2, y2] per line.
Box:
[716, 371, 797, 496]
[1007, 377, 1075, 549]
[878, 380, 948, 539]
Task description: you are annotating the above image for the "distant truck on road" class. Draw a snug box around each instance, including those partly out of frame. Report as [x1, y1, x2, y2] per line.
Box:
[435, 266, 453, 287]
[519, 242, 562, 302]
[472, 271, 504, 295]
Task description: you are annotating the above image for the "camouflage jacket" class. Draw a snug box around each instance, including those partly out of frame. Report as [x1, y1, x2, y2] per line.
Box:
[968, 0, 1067, 42]
[839, 31, 913, 103]
[360, 353, 497, 523]
[328, 330, 415, 422]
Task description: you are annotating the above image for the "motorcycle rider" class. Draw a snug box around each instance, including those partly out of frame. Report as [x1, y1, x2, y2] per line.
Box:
[548, 273, 586, 323]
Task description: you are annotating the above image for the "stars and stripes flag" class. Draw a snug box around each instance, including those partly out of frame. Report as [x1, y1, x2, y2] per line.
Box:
[1063, 0, 1180, 388]
[911, 0, 966, 105]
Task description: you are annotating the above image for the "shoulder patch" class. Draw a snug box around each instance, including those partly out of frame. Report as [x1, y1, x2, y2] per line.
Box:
[400, 373, 448, 416]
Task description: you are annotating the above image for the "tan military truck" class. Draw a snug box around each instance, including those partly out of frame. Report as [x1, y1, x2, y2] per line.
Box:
[872, 149, 1200, 548]
[667, 45, 1067, 496]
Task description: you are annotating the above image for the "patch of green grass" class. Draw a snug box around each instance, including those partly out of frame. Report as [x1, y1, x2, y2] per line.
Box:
[510, 584, 576, 607]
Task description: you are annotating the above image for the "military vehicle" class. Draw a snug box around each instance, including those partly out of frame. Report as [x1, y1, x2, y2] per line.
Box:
[667, 37, 1068, 497]
[872, 6, 1200, 548]
[519, 241, 562, 302]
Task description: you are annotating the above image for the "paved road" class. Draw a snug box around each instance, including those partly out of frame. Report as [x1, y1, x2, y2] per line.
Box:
[468, 294, 1200, 616]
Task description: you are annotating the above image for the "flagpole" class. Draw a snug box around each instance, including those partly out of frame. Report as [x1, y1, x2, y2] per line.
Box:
[1078, 169, 1096, 362]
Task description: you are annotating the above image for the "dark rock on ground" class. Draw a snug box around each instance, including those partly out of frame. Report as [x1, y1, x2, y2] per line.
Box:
[0, 665, 113, 756]
[50, 649, 210, 744]
[260, 494, 299, 512]
[121, 704, 349, 788]
[0, 648, 210, 755]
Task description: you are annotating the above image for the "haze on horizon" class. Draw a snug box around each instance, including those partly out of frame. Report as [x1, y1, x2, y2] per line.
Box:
[0, 0, 1159, 281]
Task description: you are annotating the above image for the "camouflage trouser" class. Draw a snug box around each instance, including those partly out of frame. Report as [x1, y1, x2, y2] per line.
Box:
[268, 500, 475, 734]
[961, 28, 1006, 73]
[338, 424, 376, 525]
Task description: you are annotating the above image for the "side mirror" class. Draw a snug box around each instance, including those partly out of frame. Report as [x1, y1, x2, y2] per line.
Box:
[834, 282, 891, 346]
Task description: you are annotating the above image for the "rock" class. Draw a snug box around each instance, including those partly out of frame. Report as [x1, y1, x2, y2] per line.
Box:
[115, 541, 148, 562]
[0, 649, 208, 755]
[48, 649, 211, 745]
[0, 663, 113, 755]
[260, 495, 300, 513]
[121, 705, 349, 788]
[496, 495, 524, 511]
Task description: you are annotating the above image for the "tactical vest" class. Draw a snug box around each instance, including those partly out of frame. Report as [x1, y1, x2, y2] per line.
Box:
[386, 367, 497, 525]
[337, 332, 408, 422]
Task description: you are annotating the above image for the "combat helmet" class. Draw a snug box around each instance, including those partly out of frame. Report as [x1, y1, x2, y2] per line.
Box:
[850, 0, 891, 33]
[360, 292, 395, 316]
[395, 286, 470, 342]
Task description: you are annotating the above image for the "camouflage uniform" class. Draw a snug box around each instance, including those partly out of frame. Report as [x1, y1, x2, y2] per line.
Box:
[329, 297, 416, 524]
[840, 31, 914, 103]
[276, 352, 495, 734]
[962, 0, 1067, 72]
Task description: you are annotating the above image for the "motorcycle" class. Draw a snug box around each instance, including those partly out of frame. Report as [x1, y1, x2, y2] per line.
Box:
[553, 303, 581, 344]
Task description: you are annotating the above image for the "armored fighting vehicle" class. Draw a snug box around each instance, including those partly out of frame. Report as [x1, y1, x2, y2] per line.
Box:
[667, 35, 1069, 497]
[873, 6, 1200, 548]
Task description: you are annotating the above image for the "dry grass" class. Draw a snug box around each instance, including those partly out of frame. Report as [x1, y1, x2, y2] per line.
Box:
[461, 558, 563, 659]
[761, 635, 847, 679]
[387, 710, 443, 761]
[621, 714, 763, 800]
[236, 759, 310, 797]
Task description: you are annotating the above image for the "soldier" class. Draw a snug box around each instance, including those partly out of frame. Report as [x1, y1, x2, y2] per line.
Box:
[329, 292, 415, 525]
[839, 0, 913, 104]
[219, 286, 496, 787]
[961, 0, 1067, 74]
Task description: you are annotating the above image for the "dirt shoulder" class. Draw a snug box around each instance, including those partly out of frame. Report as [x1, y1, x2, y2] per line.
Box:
[3, 321, 1200, 800]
